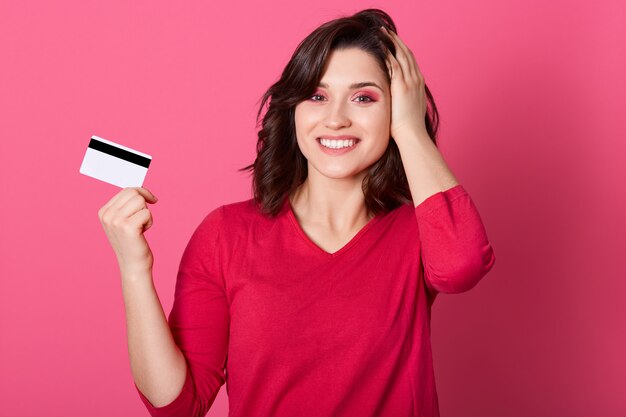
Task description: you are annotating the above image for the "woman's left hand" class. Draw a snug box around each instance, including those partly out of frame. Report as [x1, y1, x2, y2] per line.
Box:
[380, 26, 429, 143]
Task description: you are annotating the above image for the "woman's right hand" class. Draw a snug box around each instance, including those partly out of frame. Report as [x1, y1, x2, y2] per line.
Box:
[98, 187, 159, 275]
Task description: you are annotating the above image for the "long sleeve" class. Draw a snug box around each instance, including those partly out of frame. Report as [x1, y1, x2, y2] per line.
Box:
[134, 206, 230, 417]
[415, 184, 496, 295]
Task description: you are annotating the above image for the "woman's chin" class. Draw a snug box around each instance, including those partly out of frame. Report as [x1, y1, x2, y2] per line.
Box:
[314, 165, 369, 181]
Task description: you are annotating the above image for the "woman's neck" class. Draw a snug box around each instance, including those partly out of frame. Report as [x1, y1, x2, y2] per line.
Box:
[289, 174, 373, 232]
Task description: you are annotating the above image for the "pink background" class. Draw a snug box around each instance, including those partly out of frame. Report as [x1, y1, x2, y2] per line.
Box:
[1, 0, 624, 416]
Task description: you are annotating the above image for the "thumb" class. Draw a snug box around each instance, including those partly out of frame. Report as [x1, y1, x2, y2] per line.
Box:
[136, 187, 158, 204]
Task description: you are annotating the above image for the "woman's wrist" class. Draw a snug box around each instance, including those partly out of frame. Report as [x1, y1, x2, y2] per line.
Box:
[119, 263, 154, 282]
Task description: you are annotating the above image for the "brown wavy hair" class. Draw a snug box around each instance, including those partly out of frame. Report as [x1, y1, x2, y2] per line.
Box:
[239, 8, 440, 218]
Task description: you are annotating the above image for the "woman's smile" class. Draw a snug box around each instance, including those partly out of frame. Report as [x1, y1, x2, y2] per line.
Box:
[316, 137, 360, 155]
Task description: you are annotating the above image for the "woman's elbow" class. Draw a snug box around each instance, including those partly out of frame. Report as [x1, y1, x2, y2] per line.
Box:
[427, 247, 496, 294]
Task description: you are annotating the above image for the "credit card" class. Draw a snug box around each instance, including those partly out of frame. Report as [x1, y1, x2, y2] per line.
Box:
[79, 135, 152, 188]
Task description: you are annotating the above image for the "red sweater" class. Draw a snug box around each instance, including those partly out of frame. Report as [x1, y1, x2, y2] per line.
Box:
[135, 184, 496, 416]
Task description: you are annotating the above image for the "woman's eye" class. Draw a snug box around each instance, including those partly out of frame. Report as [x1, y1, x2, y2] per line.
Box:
[310, 94, 325, 101]
[355, 95, 374, 103]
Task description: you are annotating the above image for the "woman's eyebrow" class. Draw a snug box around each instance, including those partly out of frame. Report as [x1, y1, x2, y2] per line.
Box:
[318, 81, 384, 92]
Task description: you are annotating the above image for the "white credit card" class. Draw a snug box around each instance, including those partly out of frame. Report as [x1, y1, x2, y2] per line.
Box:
[79, 135, 152, 188]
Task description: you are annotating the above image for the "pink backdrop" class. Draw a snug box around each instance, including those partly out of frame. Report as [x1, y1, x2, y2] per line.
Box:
[1, 1, 624, 416]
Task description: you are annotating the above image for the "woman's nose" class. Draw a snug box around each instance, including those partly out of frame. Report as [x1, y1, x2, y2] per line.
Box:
[324, 102, 351, 129]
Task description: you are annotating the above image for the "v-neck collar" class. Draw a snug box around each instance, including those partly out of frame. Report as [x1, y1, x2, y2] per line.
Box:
[282, 196, 385, 259]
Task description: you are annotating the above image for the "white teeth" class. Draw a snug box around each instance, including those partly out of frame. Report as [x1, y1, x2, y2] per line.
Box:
[320, 138, 356, 149]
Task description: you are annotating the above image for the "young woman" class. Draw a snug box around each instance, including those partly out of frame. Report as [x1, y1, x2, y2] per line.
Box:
[98, 8, 496, 417]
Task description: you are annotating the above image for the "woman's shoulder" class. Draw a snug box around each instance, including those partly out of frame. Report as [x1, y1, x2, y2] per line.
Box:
[221, 197, 258, 211]
[219, 197, 266, 220]
[206, 197, 280, 229]
[192, 198, 283, 251]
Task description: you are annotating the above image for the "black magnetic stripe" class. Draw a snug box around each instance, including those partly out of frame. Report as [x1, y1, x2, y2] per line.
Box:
[88, 139, 151, 168]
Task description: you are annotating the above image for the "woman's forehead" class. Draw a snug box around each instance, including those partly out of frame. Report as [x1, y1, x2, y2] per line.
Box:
[319, 49, 387, 88]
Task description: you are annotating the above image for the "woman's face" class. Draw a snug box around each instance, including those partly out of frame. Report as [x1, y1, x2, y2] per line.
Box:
[294, 47, 391, 181]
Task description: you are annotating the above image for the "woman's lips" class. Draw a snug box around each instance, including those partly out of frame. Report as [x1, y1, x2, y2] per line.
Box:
[316, 137, 360, 155]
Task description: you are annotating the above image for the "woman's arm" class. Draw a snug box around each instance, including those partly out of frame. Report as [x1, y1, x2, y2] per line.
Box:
[378, 28, 494, 294]
[99, 187, 229, 415]
[122, 269, 189, 406]
[98, 188, 189, 406]
[395, 129, 460, 207]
